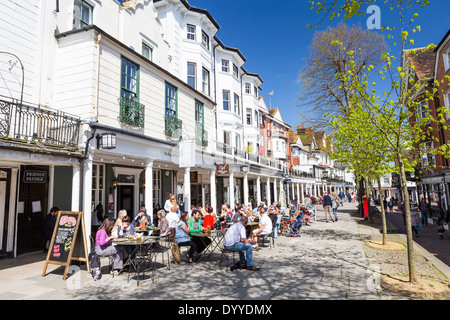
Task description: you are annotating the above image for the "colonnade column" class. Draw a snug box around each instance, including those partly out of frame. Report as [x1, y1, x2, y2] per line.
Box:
[256, 176, 261, 205]
[229, 171, 235, 207]
[145, 161, 154, 223]
[71, 163, 80, 212]
[301, 183, 304, 204]
[273, 179, 278, 203]
[83, 153, 93, 239]
[292, 183, 295, 204]
[210, 170, 217, 213]
[243, 173, 249, 206]
[280, 179, 284, 203]
[48, 165, 55, 210]
[184, 167, 191, 214]
[266, 178, 271, 206]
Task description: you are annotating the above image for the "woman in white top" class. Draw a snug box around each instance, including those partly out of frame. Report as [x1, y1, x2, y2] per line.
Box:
[164, 193, 177, 212]
[166, 205, 180, 230]
[252, 209, 273, 250]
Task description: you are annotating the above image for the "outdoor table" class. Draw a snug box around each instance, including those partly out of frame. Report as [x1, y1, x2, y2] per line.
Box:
[113, 236, 163, 274]
[245, 221, 260, 238]
[135, 226, 159, 235]
[190, 230, 225, 262]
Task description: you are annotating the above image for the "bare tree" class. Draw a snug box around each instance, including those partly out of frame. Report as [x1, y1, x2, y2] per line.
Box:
[298, 23, 386, 130]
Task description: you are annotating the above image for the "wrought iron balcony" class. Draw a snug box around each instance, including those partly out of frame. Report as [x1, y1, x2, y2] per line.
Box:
[0, 98, 81, 149]
[165, 114, 183, 139]
[195, 122, 208, 147]
[118, 96, 145, 128]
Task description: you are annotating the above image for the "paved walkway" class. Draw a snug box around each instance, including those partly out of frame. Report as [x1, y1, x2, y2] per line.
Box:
[375, 204, 450, 268]
[0, 202, 445, 300]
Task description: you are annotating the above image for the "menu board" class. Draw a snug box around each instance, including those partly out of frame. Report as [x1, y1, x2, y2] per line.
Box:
[42, 211, 90, 280]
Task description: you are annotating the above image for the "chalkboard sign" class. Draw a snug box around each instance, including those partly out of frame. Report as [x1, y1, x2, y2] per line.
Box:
[42, 211, 90, 280]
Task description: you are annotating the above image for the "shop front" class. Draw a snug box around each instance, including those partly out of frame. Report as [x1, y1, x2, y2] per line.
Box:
[0, 155, 82, 257]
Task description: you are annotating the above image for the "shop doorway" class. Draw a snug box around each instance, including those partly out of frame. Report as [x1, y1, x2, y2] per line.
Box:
[0, 169, 11, 254]
[17, 165, 49, 255]
[118, 185, 134, 219]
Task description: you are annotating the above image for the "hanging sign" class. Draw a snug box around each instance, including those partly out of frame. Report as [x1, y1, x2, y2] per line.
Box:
[216, 164, 229, 175]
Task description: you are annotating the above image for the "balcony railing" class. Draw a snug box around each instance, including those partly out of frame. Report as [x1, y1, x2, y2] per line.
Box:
[165, 114, 183, 139]
[215, 141, 283, 171]
[0, 98, 81, 148]
[290, 169, 314, 178]
[118, 97, 145, 128]
[195, 122, 208, 147]
[271, 130, 288, 141]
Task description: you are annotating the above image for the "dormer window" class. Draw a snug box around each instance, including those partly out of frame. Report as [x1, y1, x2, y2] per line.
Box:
[201, 31, 210, 50]
[222, 60, 229, 73]
[233, 64, 239, 78]
[245, 83, 251, 94]
[73, 0, 92, 29]
[187, 24, 196, 40]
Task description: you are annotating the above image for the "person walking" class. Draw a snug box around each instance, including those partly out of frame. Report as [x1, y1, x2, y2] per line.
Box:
[388, 197, 394, 214]
[331, 192, 340, 222]
[323, 192, 335, 222]
[338, 191, 345, 206]
[420, 199, 429, 226]
[42, 207, 60, 252]
[410, 209, 420, 237]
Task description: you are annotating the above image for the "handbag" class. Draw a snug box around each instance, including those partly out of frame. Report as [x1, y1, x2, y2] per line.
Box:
[171, 242, 180, 264]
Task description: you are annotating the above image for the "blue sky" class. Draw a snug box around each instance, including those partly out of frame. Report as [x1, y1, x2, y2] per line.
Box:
[188, 0, 449, 129]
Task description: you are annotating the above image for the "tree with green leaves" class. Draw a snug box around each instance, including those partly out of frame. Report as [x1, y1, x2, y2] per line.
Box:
[308, 0, 450, 285]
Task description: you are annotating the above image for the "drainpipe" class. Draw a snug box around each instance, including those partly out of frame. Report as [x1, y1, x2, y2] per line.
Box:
[93, 32, 102, 121]
[213, 43, 219, 148]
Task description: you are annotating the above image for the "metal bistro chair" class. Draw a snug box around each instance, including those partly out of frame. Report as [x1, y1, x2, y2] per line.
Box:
[127, 238, 155, 286]
[259, 220, 277, 250]
[219, 246, 237, 271]
[149, 234, 172, 271]
[89, 235, 114, 277]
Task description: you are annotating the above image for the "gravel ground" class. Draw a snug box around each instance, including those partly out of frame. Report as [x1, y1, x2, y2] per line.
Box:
[354, 210, 450, 299]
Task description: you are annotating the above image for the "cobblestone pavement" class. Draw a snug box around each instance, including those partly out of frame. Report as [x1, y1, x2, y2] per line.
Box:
[1, 202, 447, 300]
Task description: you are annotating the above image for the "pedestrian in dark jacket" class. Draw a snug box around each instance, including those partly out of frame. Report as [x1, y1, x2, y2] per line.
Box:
[322, 193, 335, 222]
[42, 206, 60, 251]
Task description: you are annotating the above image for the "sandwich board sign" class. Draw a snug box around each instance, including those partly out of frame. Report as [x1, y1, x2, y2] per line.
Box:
[42, 211, 90, 280]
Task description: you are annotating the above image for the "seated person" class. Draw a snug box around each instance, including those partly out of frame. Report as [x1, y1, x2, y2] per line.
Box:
[95, 217, 125, 276]
[117, 215, 136, 259]
[166, 205, 180, 231]
[301, 208, 311, 225]
[202, 206, 215, 230]
[134, 207, 150, 227]
[156, 210, 170, 237]
[175, 211, 197, 263]
[223, 216, 260, 271]
[252, 209, 273, 250]
[190, 209, 211, 257]
[117, 215, 135, 238]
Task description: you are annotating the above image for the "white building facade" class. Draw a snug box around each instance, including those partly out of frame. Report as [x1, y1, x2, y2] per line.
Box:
[0, 0, 355, 257]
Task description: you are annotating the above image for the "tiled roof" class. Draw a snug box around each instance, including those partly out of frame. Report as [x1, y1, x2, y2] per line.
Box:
[404, 47, 436, 80]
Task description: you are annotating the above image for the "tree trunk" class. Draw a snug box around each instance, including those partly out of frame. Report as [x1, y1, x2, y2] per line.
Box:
[398, 157, 418, 284]
[364, 176, 373, 223]
[377, 177, 388, 245]
[357, 174, 365, 218]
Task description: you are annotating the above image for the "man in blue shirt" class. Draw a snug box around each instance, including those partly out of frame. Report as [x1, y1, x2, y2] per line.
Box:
[323, 192, 335, 222]
[223, 216, 260, 271]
